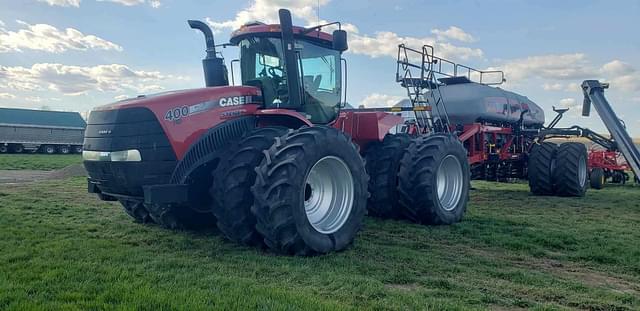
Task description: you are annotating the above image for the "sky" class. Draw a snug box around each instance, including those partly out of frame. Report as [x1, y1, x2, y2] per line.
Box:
[0, 0, 639, 136]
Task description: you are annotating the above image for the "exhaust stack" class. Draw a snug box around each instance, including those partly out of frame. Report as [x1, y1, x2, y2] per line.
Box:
[188, 20, 229, 87]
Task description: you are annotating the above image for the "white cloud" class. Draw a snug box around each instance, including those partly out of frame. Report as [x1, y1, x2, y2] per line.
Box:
[37, 0, 81, 7]
[206, 0, 480, 62]
[558, 98, 582, 115]
[206, 0, 331, 33]
[0, 92, 16, 99]
[37, 0, 161, 8]
[359, 93, 404, 108]
[542, 83, 563, 91]
[0, 21, 122, 53]
[432, 26, 475, 43]
[349, 31, 482, 60]
[97, 0, 144, 6]
[494, 53, 596, 83]
[601, 60, 635, 76]
[0, 63, 174, 96]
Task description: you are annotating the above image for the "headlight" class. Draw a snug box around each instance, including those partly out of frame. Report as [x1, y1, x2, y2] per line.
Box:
[83, 150, 142, 162]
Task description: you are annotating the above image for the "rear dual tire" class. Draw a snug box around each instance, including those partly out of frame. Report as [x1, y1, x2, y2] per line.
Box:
[397, 134, 470, 225]
[528, 142, 588, 197]
[364, 134, 411, 218]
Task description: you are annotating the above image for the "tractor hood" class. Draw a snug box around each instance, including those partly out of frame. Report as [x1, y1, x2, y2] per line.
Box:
[88, 85, 263, 159]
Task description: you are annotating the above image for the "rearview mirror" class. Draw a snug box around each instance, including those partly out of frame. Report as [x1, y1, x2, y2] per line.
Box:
[332, 30, 348, 52]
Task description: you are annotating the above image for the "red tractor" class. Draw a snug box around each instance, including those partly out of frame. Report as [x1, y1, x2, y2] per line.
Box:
[83, 9, 470, 255]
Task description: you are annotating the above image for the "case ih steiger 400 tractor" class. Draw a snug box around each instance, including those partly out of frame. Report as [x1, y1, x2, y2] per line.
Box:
[83, 9, 471, 255]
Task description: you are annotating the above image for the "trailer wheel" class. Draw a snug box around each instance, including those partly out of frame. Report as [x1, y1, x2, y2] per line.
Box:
[554, 142, 588, 197]
[146, 203, 216, 230]
[43, 145, 56, 154]
[251, 126, 368, 255]
[119, 199, 154, 224]
[528, 142, 558, 195]
[0, 145, 7, 153]
[397, 134, 470, 225]
[589, 168, 605, 190]
[210, 126, 287, 246]
[59, 145, 70, 154]
[364, 133, 411, 218]
[73, 146, 83, 154]
[11, 144, 24, 153]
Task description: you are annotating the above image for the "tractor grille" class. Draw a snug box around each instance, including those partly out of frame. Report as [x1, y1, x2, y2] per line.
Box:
[83, 107, 177, 197]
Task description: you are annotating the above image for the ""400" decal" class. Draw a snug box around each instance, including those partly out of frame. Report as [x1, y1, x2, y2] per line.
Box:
[164, 106, 190, 121]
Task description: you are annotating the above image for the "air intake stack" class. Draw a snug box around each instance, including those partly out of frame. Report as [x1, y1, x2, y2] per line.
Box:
[188, 20, 229, 87]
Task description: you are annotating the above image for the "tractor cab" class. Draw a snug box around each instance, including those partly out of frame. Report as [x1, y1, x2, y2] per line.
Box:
[191, 10, 348, 124]
[231, 28, 344, 123]
[229, 13, 348, 124]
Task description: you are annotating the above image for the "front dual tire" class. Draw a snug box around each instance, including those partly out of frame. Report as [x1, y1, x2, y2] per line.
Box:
[251, 126, 368, 255]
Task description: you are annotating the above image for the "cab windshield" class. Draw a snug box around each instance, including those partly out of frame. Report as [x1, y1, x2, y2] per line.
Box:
[239, 37, 341, 124]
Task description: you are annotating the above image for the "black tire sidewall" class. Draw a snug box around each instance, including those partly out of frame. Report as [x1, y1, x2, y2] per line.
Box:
[590, 168, 604, 189]
[428, 136, 470, 223]
[289, 128, 367, 253]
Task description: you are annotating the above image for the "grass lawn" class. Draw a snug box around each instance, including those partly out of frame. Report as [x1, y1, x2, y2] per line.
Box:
[0, 154, 82, 170]
[0, 178, 638, 310]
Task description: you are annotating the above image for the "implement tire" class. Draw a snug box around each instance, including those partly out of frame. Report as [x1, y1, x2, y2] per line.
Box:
[119, 199, 154, 224]
[211, 126, 287, 246]
[554, 142, 588, 197]
[528, 142, 558, 195]
[364, 133, 411, 219]
[397, 134, 470, 225]
[590, 168, 605, 190]
[251, 126, 368, 256]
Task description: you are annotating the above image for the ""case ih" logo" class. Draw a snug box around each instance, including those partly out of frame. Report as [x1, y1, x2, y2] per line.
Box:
[219, 96, 251, 107]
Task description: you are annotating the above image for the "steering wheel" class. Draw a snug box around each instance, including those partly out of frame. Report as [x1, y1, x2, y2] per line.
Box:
[268, 66, 283, 78]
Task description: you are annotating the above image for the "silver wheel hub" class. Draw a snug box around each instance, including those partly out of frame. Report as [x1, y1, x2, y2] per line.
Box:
[304, 156, 354, 234]
[436, 155, 464, 211]
[578, 155, 587, 187]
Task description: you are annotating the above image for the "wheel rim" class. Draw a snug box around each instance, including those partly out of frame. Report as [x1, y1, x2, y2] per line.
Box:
[578, 155, 587, 187]
[304, 156, 354, 234]
[436, 155, 464, 211]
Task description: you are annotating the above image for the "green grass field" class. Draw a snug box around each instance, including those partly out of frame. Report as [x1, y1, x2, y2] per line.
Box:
[0, 178, 638, 310]
[0, 154, 82, 170]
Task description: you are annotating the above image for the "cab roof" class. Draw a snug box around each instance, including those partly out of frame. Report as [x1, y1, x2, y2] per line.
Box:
[229, 23, 334, 47]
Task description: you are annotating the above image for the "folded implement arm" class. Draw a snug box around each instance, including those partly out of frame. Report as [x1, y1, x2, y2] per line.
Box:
[581, 80, 640, 178]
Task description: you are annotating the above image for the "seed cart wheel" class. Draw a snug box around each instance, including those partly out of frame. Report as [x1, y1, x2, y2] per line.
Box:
[59, 145, 70, 154]
[119, 199, 154, 224]
[210, 126, 287, 246]
[0, 145, 7, 153]
[528, 142, 558, 195]
[44, 145, 56, 154]
[554, 142, 588, 197]
[251, 126, 368, 256]
[397, 134, 470, 225]
[364, 133, 411, 219]
[589, 168, 605, 190]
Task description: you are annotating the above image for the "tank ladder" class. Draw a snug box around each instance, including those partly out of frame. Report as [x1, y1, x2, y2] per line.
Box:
[396, 44, 452, 133]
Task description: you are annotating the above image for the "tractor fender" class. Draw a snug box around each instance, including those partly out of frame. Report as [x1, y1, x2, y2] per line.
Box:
[169, 116, 256, 184]
[255, 109, 312, 129]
